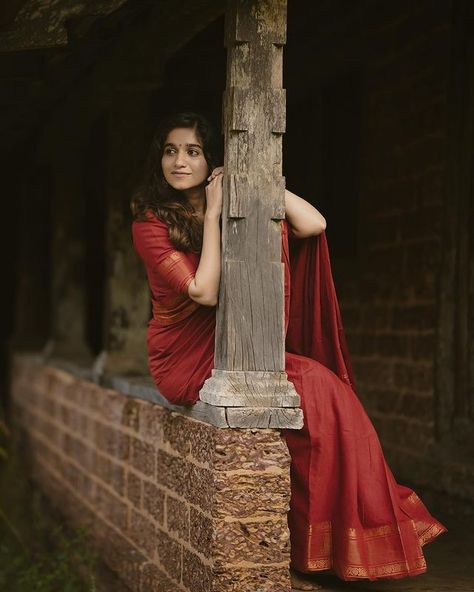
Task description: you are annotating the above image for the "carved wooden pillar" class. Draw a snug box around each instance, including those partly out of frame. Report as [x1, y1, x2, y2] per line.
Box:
[200, 0, 302, 429]
[101, 90, 151, 376]
[50, 152, 91, 362]
[12, 164, 52, 352]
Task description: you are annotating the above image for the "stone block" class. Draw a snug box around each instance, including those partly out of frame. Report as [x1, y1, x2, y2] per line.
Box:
[75, 441, 95, 474]
[99, 524, 147, 592]
[93, 387, 126, 425]
[393, 361, 433, 392]
[95, 483, 128, 532]
[187, 420, 215, 466]
[214, 517, 290, 566]
[156, 527, 182, 581]
[95, 421, 130, 461]
[166, 495, 189, 542]
[77, 411, 93, 440]
[400, 393, 434, 421]
[126, 471, 142, 507]
[156, 449, 188, 492]
[183, 464, 214, 510]
[213, 565, 291, 592]
[214, 429, 290, 472]
[131, 437, 156, 477]
[214, 470, 290, 518]
[141, 562, 176, 592]
[42, 395, 56, 418]
[163, 412, 191, 456]
[78, 472, 96, 502]
[96, 453, 125, 496]
[143, 481, 165, 525]
[122, 398, 141, 431]
[190, 507, 213, 558]
[139, 403, 165, 443]
[182, 549, 212, 592]
[62, 460, 82, 491]
[129, 508, 156, 557]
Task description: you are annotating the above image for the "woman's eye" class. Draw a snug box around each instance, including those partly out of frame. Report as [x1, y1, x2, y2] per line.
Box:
[188, 149, 200, 156]
[164, 148, 176, 155]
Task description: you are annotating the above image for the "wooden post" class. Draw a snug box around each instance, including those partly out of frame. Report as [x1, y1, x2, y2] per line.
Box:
[49, 152, 92, 362]
[200, 0, 303, 429]
[11, 164, 52, 352]
[101, 90, 152, 377]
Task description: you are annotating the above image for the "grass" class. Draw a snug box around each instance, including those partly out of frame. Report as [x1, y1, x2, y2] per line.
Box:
[0, 411, 98, 592]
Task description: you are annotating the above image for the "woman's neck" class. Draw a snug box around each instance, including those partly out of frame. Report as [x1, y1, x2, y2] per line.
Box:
[184, 185, 206, 215]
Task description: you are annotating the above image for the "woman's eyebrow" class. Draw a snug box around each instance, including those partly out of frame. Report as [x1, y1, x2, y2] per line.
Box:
[164, 142, 203, 149]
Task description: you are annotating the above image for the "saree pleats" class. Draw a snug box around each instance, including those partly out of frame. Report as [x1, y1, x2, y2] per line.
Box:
[283, 351, 446, 579]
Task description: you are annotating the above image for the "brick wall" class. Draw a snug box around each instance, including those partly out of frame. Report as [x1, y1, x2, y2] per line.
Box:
[286, 1, 455, 490]
[284, 1, 474, 502]
[344, 3, 449, 469]
[11, 354, 292, 592]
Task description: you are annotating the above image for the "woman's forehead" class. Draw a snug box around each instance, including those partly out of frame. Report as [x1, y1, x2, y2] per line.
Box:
[165, 127, 201, 146]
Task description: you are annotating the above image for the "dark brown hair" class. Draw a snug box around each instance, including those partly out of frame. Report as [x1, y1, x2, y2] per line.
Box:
[131, 112, 218, 252]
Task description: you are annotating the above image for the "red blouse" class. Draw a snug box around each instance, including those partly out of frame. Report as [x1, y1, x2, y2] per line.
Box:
[132, 213, 201, 325]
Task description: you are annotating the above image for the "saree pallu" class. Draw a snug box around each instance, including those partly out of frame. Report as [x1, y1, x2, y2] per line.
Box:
[132, 214, 446, 580]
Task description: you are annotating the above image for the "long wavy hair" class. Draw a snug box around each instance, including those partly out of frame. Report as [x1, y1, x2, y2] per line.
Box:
[131, 112, 219, 252]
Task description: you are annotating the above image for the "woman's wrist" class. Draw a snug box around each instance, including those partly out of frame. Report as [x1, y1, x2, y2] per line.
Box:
[204, 210, 221, 222]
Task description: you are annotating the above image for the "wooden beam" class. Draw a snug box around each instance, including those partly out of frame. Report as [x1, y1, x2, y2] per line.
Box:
[0, 0, 128, 51]
[199, 0, 302, 429]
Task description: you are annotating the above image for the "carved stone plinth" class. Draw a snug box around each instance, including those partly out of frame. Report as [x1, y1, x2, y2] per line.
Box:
[200, 370, 303, 429]
[200, 369, 300, 407]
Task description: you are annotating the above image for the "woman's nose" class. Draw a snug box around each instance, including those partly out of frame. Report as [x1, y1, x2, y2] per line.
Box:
[175, 151, 186, 167]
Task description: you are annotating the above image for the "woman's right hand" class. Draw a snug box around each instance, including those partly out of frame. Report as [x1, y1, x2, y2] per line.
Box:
[205, 167, 223, 218]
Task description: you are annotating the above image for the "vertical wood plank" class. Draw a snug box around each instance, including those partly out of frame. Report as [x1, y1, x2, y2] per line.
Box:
[199, 0, 302, 426]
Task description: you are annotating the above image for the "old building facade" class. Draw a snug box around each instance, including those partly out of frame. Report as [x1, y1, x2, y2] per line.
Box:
[1, 0, 473, 590]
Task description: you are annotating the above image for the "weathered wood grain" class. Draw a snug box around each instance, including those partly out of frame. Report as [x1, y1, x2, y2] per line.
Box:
[200, 369, 300, 407]
[199, 0, 302, 428]
[216, 0, 288, 374]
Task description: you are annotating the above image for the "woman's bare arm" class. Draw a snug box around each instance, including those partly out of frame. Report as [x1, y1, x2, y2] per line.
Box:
[187, 172, 223, 306]
[285, 189, 326, 238]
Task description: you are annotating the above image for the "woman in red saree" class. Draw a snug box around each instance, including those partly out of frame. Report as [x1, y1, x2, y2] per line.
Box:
[132, 112, 446, 590]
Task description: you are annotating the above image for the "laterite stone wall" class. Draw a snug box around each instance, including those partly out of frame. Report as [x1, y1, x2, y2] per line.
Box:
[285, 0, 468, 498]
[11, 354, 292, 592]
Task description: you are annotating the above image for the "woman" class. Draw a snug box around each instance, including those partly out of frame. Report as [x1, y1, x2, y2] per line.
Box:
[131, 112, 446, 590]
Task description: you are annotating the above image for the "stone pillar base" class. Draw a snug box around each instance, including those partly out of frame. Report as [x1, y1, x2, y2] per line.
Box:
[200, 369, 303, 429]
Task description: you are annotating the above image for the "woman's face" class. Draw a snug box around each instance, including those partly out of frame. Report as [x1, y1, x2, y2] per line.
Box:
[161, 127, 209, 192]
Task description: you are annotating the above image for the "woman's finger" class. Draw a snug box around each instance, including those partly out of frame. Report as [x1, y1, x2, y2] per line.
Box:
[208, 167, 224, 181]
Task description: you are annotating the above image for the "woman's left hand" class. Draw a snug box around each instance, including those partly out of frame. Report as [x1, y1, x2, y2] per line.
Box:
[207, 166, 224, 182]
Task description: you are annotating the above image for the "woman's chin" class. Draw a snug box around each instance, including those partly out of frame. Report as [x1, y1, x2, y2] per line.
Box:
[169, 180, 206, 193]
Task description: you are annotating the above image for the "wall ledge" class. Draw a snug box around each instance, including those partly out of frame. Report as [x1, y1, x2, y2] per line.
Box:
[15, 352, 303, 429]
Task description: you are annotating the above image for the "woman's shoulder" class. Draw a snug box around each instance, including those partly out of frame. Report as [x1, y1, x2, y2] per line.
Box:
[132, 210, 171, 247]
[133, 210, 168, 228]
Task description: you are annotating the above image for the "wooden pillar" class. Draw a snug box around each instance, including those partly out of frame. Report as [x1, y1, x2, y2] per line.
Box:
[12, 164, 51, 352]
[50, 152, 91, 362]
[200, 0, 302, 429]
[100, 90, 152, 376]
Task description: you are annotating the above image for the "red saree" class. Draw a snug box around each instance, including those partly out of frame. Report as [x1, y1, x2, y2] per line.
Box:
[132, 212, 446, 581]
